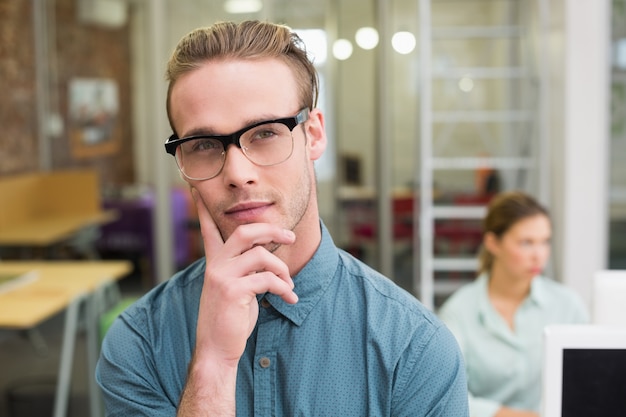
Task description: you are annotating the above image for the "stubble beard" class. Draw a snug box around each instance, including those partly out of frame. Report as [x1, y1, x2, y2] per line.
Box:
[213, 158, 314, 255]
[266, 159, 313, 254]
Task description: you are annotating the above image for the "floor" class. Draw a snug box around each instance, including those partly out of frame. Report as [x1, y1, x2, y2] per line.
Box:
[0, 272, 145, 417]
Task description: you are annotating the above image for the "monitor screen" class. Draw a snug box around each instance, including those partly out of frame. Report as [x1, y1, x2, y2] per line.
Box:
[561, 348, 626, 415]
[542, 325, 626, 417]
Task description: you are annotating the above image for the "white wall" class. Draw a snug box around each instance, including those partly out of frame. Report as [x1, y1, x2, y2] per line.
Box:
[554, 0, 610, 307]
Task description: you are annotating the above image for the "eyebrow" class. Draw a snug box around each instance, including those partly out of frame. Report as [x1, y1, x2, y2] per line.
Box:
[181, 113, 287, 138]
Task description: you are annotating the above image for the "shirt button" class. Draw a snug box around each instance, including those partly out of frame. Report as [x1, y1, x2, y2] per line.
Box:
[259, 357, 271, 368]
[260, 298, 271, 308]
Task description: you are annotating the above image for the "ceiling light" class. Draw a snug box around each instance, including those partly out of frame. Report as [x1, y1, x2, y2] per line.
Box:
[223, 0, 262, 14]
[355, 27, 379, 50]
[391, 31, 416, 55]
[333, 39, 353, 61]
[458, 76, 474, 92]
[295, 29, 327, 66]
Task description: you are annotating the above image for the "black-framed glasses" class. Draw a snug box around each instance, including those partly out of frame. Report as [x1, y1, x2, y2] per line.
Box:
[164, 108, 309, 181]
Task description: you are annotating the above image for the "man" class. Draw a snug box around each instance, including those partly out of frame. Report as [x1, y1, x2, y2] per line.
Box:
[96, 20, 469, 416]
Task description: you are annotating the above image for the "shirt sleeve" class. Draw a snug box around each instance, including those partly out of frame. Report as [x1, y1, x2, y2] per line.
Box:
[96, 313, 178, 417]
[392, 322, 470, 416]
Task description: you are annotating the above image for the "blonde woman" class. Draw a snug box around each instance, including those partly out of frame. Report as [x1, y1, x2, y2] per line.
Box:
[438, 191, 589, 417]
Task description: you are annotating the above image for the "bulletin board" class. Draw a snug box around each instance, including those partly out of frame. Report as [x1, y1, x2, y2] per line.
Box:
[69, 77, 121, 159]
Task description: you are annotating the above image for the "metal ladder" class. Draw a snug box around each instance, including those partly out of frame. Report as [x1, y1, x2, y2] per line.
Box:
[416, 0, 550, 311]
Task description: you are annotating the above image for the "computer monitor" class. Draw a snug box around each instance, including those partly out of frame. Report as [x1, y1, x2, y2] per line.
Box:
[593, 270, 626, 326]
[542, 325, 626, 417]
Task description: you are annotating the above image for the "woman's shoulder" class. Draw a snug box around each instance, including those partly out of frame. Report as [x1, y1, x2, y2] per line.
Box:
[449, 274, 486, 299]
[438, 275, 486, 316]
[535, 276, 590, 322]
[535, 275, 582, 299]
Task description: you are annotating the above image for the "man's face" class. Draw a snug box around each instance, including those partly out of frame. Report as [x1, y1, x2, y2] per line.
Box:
[169, 58, 326, 244]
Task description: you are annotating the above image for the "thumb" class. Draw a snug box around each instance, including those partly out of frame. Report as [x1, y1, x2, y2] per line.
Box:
[191, 188, 224, 258]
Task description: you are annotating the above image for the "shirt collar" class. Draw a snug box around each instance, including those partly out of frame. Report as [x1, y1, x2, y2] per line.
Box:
[477, 273, 547, 309]
[476, 274, 493, 319]
[476, 274, 518, 343]
[263, 221, 339, 326]
[527, 275, 548, 307]
[477, 273, 548, 339]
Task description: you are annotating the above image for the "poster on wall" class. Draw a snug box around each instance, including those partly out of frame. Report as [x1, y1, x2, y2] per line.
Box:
[69, 77, 120, 158]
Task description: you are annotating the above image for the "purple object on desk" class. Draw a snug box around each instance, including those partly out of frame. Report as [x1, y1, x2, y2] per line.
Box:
[97, 188, 190, 286]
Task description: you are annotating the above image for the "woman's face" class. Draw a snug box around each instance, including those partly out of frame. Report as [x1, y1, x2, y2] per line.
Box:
[487, 214, 551, 282]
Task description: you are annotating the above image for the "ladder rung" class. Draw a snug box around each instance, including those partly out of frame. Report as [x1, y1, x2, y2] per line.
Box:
[431, 157, 534, 170]
[432, 26, 524, 39]
[433, 278, 474, 295]
[433, 258, 479, 271]
[432, 205, 487, 219]
[432, 110, 534, 123]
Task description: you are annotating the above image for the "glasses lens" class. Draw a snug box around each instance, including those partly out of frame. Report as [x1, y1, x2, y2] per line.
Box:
[240, 122, 294, 166]
[176, 138, 224, 180]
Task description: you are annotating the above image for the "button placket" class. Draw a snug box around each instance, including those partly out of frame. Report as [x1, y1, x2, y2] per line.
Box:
[259, 357, 271, 368]
[253, 306, 282, 416]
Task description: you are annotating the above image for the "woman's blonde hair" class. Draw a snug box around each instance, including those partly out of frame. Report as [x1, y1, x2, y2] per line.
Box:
[478, 190, 549, 275]
[165, 20, 319, 135]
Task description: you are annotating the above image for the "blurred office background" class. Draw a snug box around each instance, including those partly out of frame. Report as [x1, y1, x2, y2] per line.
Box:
[0, 0, 624, 415]
[0, 0, 623, 316]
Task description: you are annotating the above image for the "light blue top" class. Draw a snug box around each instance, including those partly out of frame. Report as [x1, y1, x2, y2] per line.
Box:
[437, 274, 589, 417]
[97, 223, 469, 416]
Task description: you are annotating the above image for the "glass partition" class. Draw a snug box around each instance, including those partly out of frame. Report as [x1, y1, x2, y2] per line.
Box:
[610, 0, 626, 269]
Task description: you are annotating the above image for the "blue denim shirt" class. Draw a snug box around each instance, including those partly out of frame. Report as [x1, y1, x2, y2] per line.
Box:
[97, 222, 469, 416]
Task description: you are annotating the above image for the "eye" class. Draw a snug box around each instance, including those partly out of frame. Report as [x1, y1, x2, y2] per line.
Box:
[247, 124, 282, 144]
[188, 138, 221, 153]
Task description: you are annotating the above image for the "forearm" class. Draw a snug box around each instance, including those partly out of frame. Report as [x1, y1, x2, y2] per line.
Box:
[494, 407, 539, 417]
[177, 354, 238, 416]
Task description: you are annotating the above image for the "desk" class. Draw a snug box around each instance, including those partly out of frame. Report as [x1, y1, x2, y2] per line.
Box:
[0, 169, 118, 259]
[0, 211, 117, 247]
[0, 260, 132, 417]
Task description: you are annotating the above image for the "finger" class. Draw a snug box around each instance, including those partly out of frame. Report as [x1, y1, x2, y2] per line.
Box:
[222, 223, 296, 259]
[242, 271, 299, 304]
[191, 188, 224, 258]
[235, 246, 294, 289]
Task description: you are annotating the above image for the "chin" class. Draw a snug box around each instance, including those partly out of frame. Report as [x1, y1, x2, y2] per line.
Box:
[265, 241, 282, 254]
[516, 272, 536, 282]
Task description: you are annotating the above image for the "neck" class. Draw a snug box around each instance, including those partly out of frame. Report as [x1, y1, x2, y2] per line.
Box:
[487, 265, 531, 303]
[275, 203, 322, 278]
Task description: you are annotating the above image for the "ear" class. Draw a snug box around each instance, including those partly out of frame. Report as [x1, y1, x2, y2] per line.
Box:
[483, 232, 500, 257]
[305, 108, 327, 161]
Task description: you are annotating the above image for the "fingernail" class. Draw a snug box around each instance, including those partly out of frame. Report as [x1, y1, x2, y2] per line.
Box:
[284, 229, 296, 240]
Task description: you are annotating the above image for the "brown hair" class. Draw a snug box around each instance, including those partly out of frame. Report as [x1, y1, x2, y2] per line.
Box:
[478, 190, 549, 274]
[165, 20, 319, 134]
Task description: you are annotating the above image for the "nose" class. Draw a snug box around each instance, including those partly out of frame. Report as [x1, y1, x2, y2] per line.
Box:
[533, 242, 550, 264]
[220, 144, 258, 187]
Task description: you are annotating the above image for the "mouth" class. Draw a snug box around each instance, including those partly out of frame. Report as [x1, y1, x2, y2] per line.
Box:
[225, 201, 273, 221]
